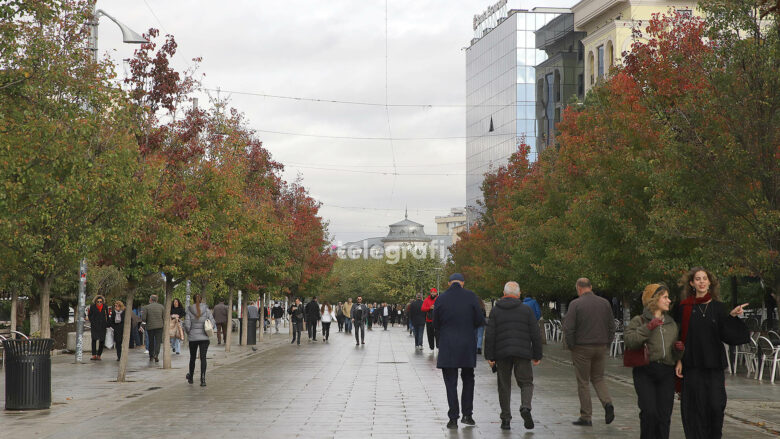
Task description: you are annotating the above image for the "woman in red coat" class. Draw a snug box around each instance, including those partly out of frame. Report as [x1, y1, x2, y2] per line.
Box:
[88, 295, 109, 360]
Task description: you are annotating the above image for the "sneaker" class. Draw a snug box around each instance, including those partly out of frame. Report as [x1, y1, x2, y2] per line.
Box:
[605, 403, 615, 424]
[500, 420, 510, 430]
[520, 408, 534, 429]
[446, 419, 458, 429]
[572, 418, 592, 426]
[144, 350, 149, 354]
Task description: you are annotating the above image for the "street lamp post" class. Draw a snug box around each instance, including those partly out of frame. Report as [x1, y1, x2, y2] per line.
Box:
[75, 9, 147, 364]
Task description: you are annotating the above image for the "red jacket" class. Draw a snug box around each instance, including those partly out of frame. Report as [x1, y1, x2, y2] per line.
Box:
[421, 294, 438, 323]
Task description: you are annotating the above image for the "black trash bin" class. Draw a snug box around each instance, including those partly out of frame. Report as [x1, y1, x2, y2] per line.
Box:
[247, 318, 257, 345]
[3, 338, 54, 410]
[237, 318, 257, 345]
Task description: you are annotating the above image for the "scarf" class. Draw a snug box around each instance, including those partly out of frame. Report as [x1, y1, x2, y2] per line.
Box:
[680, 293, 712, 343]
[97, 304, 104, 313]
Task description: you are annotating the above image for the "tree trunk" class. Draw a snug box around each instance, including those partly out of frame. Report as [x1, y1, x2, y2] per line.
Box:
[35, 276, 53, 338]
[117, 282, 137, 383]
[162, 277, 174, 369]
[10, 289, 18, 336]
[258, 293, 265, 342]
[225, 286, 234, 353]
[240, 294, 248, 347]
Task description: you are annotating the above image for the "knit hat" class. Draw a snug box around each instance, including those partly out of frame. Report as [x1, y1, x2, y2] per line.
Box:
[642, 283, 668, 307]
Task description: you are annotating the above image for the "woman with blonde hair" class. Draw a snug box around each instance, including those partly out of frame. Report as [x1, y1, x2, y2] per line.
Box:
[624, 284, 682, 439]
[673, 267, 750, 439]
[108, 300, 126, 361]
[184, 293, 216, 386]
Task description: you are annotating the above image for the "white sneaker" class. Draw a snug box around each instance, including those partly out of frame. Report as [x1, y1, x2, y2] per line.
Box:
[144, 350, 149, 354]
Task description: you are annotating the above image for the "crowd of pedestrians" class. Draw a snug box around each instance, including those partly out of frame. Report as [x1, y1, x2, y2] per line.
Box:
[81, 265, 751, 438]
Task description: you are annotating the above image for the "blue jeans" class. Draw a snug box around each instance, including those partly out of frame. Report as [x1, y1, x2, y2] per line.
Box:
[413, 324, 425, 346]
[171, 337, 180, 354]
[475, 325, 484, 352]
[344, 318, 353, 333]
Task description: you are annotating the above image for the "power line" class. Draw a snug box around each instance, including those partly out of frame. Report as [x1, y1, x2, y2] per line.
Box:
[283, 161, 465, 168]
[142, 0, 168, 34]
[201, 88, 519, 109]
[255, 128, 516, 141]
[282, 164, 468, 176]
[322, 203, 455, 212]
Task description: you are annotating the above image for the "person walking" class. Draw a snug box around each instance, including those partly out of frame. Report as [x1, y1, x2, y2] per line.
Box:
[367, 304, 374, 331]
[422, 288, 439, 350]
[88, 295, 109, 361]
[766, 290, 777, 331]
[183, 294, 216, 387]
[563, 278, 616, 427]
[336, 302, 345, 332]
[272, 302, 284, 333]
[624, 283, 683, 439]
[475, 298, 487, 355]
[673, 267, 749, 439]
[170, 298, 185, 355]
[434, 273, 485, 429]
[108, 300, 126, 361]
[343, 298, 353, 334]
[410, 293, 426, 349]
[321, 302, 336, 341]
[304, 296, 321, 341]
[352, 296, 368, 345]
[379, 302, 391, 330]
[213, 299, 229, 345]
[141, 294, 165, 363]
[484, 282, 543, 431]
[288, 298, 304, 345]
[129, 306, 142, 349]
[522, 293, 545, 345]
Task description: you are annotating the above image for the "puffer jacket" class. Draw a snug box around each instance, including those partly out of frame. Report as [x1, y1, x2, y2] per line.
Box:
[624, 308, 681, 367]
[184, 303, 216, 342]
[484, 296, 543, 361]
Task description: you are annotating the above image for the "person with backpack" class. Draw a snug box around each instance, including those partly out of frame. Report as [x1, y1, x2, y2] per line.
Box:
[422, 288, 439, 350]
[183, 294, 216, 387]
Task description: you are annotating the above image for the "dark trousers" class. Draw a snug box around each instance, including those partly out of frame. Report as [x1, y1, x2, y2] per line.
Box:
[322, 322, 331, 340]
[571, 344, 612, 421]
[216, 322, 227, 344]
[681, 368, 726, 439]
[426, 321, 438, 349]
[91, 334, 105, 356]
[292, 320, 302, 344]
[354, 321, 365, 344]
[496, 357, 534, 420]
[337, 316, 344, 331]
[188, 340, 210, 377]
[442, 367, 475, 420]
[114, 331, 124, 360]
[147, 328, 162, 359]
[413, 324, 425, 347]
[367, 316, 373, 330]
[633, 362, 675, 439]
[308, 320, 318, 340]
[382, 316, 389, 330]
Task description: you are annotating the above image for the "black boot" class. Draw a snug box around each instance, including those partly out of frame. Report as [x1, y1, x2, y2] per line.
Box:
[186, 372, 193, 384]
[200, 374, 206, 387]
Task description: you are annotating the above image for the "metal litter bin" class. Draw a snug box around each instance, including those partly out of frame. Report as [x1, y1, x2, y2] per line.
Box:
[3, 338, 54, 410]
[238, 318, 257, 345]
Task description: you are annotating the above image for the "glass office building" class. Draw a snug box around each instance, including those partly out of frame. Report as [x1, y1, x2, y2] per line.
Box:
[466, 5, 567, 211]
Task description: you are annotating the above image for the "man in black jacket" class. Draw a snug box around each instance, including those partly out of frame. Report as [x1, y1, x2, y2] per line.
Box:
[409, 293, 426, 349]
[304, 296, 321, 341]
[288, 298, 304, 345]
[484, 281, 543, 431]
[352, 296, 369, 345]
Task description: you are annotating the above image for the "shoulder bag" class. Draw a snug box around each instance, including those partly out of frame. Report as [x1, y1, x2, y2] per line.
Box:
[623, 317, 649, 367]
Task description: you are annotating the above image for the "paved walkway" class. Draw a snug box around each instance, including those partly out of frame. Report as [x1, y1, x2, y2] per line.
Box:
[1, 326, 778, 438]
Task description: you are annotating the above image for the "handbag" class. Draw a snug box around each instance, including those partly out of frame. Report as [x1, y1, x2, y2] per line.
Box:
[623, 316, 649, 367]
[623, 344, 649, 367]
[204, 318, 215, 338]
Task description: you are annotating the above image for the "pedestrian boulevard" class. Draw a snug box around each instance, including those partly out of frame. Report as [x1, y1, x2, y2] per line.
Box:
[1, 327, 777, 438]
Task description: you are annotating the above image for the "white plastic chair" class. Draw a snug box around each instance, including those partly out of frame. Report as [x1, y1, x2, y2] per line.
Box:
[733, 337, 759, 377]
[610, 332, 624, 357]
[757, 336, 780, 383]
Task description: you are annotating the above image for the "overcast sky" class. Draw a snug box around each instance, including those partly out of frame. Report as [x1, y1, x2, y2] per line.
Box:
[96, 0, 576, 244]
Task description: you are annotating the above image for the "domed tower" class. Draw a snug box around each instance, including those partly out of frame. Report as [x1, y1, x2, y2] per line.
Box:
[381, 210, 432, 254]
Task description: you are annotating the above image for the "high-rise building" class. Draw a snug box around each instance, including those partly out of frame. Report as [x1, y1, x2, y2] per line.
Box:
[534, 12, 586, 154]
[466, 2, 568, 211]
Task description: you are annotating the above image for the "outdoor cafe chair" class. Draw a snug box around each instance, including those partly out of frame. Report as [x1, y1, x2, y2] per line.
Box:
[756, 336, 780, 383]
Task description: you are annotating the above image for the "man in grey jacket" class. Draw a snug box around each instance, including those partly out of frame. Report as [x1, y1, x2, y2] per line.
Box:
[141, 295, 165, 362]
[563, 278, 616, 427]
[213, 299, 229, 344]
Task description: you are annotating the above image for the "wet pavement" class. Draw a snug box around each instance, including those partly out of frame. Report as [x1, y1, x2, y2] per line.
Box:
[1, 325, 778, 438]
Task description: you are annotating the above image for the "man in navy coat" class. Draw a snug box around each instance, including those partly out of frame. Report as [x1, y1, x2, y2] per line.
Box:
[433, 273, 485, 429]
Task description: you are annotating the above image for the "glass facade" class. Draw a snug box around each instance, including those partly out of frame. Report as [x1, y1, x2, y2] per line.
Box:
[466, 9, 561, 209]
